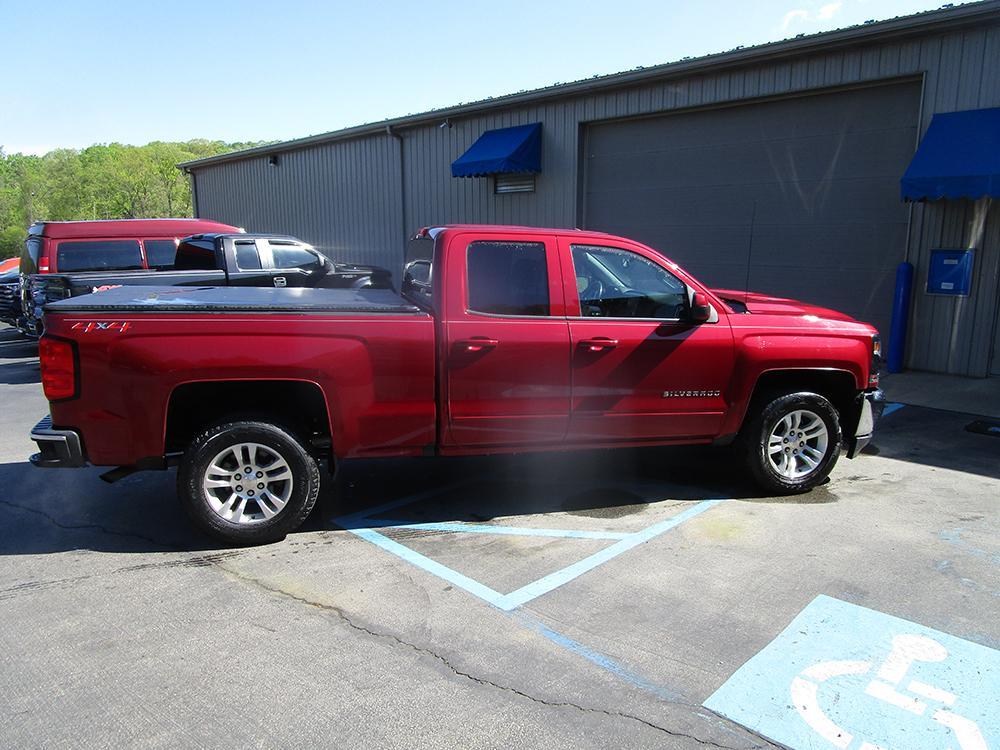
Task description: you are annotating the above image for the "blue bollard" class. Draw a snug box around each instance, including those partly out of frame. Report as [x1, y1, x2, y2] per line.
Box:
[887, 262, 914, 373]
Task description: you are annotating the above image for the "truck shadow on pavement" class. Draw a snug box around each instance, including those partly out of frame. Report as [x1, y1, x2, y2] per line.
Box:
[1, 405, 995, 557]
[0, 359, 40, 386]
[331, 446, 765, 526]
[0, 447, 765, 557]
[0, 331, 40, 385]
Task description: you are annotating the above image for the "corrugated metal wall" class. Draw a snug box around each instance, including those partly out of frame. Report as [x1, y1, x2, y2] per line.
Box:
[899, 24, 1000, 376]
[193, 135, 403, 270]
[192, 18, 1000, 376]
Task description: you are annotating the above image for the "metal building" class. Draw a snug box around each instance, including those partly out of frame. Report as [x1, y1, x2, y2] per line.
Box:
[180, 1, 1000, 377]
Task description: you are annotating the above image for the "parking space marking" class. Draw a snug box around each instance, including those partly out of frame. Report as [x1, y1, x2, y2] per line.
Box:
[335, 495, 727, 611]
[515, 611, 683, 701]
[498, 499, 726, 610]
[704, 595, 999, 750]
[368, 520, 631, 540]
[347, 525, 508, 605]
[882, 403, 906, 417]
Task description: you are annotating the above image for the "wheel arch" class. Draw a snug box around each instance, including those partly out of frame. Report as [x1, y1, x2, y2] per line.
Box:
[739, 368, 860, 434]
[164, 379, 334, 460]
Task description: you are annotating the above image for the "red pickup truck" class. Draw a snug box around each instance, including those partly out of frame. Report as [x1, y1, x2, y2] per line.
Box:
[30, 225, 883, 544]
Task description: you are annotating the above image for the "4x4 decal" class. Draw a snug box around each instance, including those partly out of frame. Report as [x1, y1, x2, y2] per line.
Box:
[69, 321, 131, 333]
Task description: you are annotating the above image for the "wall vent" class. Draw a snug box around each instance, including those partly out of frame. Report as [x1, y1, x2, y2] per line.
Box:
[494, 174, 536, 194]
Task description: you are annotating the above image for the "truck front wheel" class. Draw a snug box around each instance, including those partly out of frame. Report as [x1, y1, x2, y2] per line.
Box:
[739, 392, 842, 495]
[178, 420, 321, 545]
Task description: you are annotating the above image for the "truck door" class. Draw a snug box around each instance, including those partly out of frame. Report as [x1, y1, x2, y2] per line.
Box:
[262, 240, 326, 288]
[443, 232, 571, 446]
[560, 238, 735, 441]
[224, 238, 277, 287]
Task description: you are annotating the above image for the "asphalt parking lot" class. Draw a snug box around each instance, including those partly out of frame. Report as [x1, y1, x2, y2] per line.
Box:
[1, 324, 997, 749]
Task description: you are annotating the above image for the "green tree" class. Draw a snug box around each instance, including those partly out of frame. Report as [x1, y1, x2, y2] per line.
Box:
[0, 139, 267, 258]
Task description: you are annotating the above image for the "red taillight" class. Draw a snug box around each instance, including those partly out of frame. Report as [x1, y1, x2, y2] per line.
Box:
[39, 337, 76, 401]
[38, 259, 50, 272]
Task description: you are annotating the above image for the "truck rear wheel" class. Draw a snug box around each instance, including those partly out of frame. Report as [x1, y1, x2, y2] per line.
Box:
[739, 391, 841, 495]
[178, 420, 321, 545]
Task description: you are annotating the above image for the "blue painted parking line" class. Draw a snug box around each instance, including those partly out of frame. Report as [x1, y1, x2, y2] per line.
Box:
[883, 402, 906, 417]
[347, 525, 508, 606]
[498, 499, 726, 610]
[335, 495, 727, 611]
[514, 611, 683, 701]
[705, 595, 999, 750]
[367, 520, 631, 540]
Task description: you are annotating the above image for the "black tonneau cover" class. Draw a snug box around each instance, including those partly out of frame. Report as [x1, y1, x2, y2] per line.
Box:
[45, 285, 422, 314]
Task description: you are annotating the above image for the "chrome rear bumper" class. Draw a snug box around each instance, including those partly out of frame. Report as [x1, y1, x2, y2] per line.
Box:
[29, 415, 86, 468]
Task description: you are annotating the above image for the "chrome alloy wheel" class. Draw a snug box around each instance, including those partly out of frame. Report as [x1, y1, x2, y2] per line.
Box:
[202, 442, 294, 524]
[766, 409, 830, 480]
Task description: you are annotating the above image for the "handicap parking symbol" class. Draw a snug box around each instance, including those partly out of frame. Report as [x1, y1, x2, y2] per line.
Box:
[705, 595, 999, 750]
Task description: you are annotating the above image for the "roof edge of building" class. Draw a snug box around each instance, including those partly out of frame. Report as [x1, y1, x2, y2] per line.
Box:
[178, 0, 1000, 172]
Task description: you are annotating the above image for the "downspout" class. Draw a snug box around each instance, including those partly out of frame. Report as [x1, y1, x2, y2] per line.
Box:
[386, 125, 408, 275]
[888, 72, 927, 371]
[184, 168, 200, 218]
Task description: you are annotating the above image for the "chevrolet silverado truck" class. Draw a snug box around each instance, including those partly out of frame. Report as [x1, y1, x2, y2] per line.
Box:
[29, 225, 883, 544]
[22, 233, 392, 335]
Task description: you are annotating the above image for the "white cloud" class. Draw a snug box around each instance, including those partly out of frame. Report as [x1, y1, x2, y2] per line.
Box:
[1, 144, 60, 156]
[780, 1, 844, 33]
[817, 1, 843, 20]
[781, 9, 809, 30]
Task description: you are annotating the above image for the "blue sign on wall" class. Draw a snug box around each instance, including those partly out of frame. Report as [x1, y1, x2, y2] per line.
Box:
[927, 249, 975, 296]
[705, 595, 999, 750]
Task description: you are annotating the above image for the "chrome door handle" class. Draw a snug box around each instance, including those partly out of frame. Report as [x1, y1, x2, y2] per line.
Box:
[458, 337, 499, 353]
[579, 337, 619, 352]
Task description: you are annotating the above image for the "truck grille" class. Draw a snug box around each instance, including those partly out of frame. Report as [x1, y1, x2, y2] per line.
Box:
[0, 282, 19, 323]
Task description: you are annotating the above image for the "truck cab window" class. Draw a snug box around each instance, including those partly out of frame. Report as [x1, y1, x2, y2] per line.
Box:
[270, 243, 322, 272]
[145, 239, 179, 269]
[235, 241, 262, 270]
[467, 241, 549, 316]
[174, 240, 217, 270]
[571, 245, 687, 319]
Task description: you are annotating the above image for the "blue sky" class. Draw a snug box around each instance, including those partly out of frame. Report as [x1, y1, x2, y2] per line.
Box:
[1, 0, 954, 154]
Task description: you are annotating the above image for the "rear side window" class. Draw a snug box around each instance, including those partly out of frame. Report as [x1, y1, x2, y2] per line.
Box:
[270, 243, 322, 272]
[466, 241, 549, 316]
[235, 241, 262, 270]
[55, 240, 143, 272]
[145, 239, 179, 269]
[21, 237, 42, 274]
[174, 240, 217, 270]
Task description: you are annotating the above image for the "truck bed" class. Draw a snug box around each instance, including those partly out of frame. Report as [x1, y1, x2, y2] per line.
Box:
[44, 285, 423, 315]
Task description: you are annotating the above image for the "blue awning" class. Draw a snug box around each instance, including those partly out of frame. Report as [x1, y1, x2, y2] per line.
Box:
[451, 123, 542, 178]
[901, 107, 1000, 201]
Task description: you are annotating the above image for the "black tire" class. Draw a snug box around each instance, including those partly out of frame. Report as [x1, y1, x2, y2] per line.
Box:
[177, 420, 321, 545]
[738, 391, 842, 495]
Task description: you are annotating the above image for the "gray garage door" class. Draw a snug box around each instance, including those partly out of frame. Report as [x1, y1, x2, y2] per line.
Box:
[581, 81, 921, 338]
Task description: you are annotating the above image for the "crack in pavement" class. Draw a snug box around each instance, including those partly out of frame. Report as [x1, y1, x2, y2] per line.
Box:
[216, 562, 774, 749]
[0, 498, 177, 549]
[2, 497, 778, 748]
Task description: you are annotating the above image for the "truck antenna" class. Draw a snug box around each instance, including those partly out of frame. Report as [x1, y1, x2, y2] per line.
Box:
[743, 200, 757, 297]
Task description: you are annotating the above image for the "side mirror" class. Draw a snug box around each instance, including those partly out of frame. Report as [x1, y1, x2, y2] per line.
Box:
[690, 291, 712, 323]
